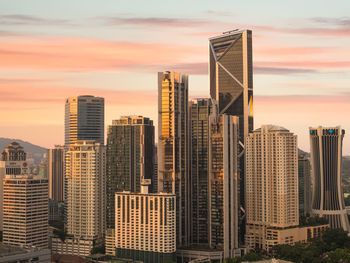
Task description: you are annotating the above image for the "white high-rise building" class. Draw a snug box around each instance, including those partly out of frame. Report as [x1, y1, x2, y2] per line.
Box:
[52, 140, 105, 256]
[245, 125, 298, 249]
[3, 174, 48, 248]
[112, 180, 176, 263]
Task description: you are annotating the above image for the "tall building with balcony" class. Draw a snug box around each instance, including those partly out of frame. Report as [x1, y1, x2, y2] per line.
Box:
[208, 114, 240, 258]
[209, 29, 253, 242]
[298, 153, 312, 216]
[309, 126, 350, 231]
[158, 71, 189, 247]
[65, 95, 104, 146]
[0, 142, 29, 232]
[245, 125, 298, 250]
[47, 145, 65, 202]
[3, 174, 48, 248]
[106, 116, 155, 229]
[52, 140, 106, 256]
[189, 98, 213, 246]
[112, 181, 176, 263]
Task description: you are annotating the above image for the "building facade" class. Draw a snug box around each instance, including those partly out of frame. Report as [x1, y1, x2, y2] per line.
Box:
[3, 174, 48, 248]
[158, 71, 189, 247]
[309, 126, 350, 231]
[65, 95, 104, 146]
[114, 185, 176, 263]
[209, 29, 254, 242]
[47, 145, 65, 202]
[63, 140, 105, 255]
[298, 153, 312, 216]
[208, 114, 240, 258]
[246, 125, 298, 250]
[106, 116, 154, 229]
[189, 98, 213, 246]
[0, 142, 29, 232]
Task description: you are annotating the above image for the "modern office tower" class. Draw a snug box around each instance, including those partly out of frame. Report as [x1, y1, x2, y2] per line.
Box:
[106, 116, 155, 229]
[309, 126, 350, 231]
[298, 153, 312, 216]
[47, 145, 65, 202]
[0, 142, 29, 232]
[245, 125, 298, 250]
[209, 29, 253, 242]
[63, 140, 105, 255]
[189, 98, 213, 245]
[153, 144, 158, 193]
[158, 71, 189, 247]
[3, 174, 48, 248]
[65, 95, 104, 146]
[113, 181, 176, 263]
[208, 114, 239, 258]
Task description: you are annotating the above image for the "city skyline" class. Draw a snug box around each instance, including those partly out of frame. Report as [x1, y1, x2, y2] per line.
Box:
[0, 0, 350, 154]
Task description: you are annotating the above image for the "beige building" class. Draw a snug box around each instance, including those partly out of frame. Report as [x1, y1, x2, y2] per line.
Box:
[3, 174, 48, 248]
[246, 125, 299, 249]
[52, 140, 105, 256]
[111, 181, 176, 263]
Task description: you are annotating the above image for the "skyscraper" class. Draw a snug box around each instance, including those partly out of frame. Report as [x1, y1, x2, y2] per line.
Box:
[106, 116, 155, 229]
[298, 153, 312, 216]
[208, 114, 240, 258]
[0, 142, 28, 232]
[65, 95, 104, 146]
[158, 71, 189, 247]
[189, 98, 213, 245]
[47, 145, 65, 202]
[54, 140, 105, 256]
[3, 174, 48, 249]
[309, 126, 350, 231]
[246, 125, 298, 249]
[209, 29, 253, 241]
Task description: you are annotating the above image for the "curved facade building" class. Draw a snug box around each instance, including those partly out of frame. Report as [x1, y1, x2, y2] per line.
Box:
[309, 126, 350, 232]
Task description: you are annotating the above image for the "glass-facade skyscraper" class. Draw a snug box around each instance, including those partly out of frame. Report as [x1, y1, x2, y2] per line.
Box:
[209, 29, 253, 242]
[158, 71, 189, 247]
[65, 95, 104, 146]
[106, 116, 155, 229]
[309, 126, 350, 231]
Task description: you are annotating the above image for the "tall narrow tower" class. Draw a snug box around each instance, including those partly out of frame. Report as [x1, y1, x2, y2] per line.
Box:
[158, 71, 189, 247]
[47, 145, 65, 202]
[209, 29, 253, 241]
[309, 126, 350, 232]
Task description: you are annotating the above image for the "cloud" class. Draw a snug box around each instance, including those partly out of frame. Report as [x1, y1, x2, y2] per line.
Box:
[310, 17, 350, 28]
[255, 61, 350, 69]
[0, 14, 71, 26]
[254, 67, 317, 75]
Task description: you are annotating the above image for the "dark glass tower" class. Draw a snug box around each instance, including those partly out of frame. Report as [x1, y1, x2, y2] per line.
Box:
[209, 29, 253, 242]
[106, 116, 154, 229]
[189, 98, 213, 245]
[309, 126, 350, 231]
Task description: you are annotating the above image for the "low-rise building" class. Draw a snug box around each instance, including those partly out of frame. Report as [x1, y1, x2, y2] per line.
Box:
[0, 245, 50, 263]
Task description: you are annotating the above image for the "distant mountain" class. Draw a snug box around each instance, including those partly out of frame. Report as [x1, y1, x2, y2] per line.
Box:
[0, 137, 47, 156]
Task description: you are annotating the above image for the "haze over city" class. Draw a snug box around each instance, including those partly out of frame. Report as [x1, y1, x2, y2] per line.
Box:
[0, 0, 349, 154]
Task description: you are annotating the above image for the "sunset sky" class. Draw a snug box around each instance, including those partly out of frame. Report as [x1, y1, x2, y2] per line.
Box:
[0, 0, 350, 154]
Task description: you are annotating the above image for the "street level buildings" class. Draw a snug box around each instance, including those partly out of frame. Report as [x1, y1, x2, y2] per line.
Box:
[209, 29, 254, 242]
[65, 95, 104, 146]
[106, 116, 154, 229]
[158, 71, 189, 247]
[246, 125, 298, 250]
[3, 174, 48, 248]
[309, 126, 350, 232]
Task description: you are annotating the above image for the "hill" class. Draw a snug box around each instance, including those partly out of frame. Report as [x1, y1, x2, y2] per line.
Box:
[0, 137, 47, 156]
